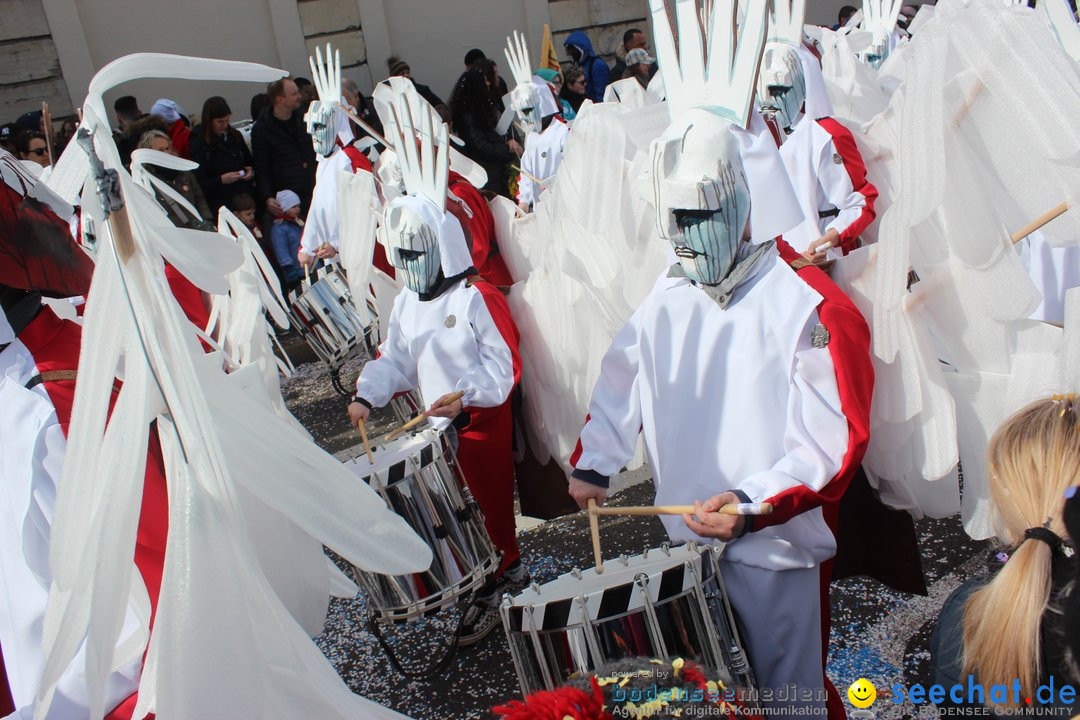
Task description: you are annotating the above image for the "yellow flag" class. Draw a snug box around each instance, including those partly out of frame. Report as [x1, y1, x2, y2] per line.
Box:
[539, 24, 561, 72]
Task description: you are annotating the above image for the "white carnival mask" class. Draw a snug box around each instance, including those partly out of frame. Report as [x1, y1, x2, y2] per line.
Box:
[306, 43, 344, 156]
[381, 201, 441, 293]
[756, 42, 807, 132]
[304, 101, 337, 155]
[649, 109, 751, 286]
[504, 30, 543, 134]
[508, 82, 544, 134]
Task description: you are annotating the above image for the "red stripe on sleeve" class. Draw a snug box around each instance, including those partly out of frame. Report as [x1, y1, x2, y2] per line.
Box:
[752, 255, 874, 530]
[816, 117, 878, 254]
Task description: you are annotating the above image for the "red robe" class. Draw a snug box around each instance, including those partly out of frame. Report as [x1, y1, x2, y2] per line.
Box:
[2, 307, 169, 720]
[448, 172, 514, 287]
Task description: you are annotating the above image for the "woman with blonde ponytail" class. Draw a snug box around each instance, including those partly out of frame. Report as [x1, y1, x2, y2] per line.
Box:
[930, 395, 1079, 715]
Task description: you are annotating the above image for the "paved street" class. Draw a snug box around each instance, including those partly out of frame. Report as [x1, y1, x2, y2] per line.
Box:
[281, 354, 991, 719]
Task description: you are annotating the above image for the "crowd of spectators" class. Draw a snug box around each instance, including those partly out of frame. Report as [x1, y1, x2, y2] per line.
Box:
[0, 27, 655, 285]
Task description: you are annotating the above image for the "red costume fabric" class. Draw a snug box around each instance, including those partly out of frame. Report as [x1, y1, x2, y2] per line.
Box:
[456, 280, 521, 572]
[11, 307, 169, 720]
[449, 171, 513, 287]
[778, 238, 874, 720]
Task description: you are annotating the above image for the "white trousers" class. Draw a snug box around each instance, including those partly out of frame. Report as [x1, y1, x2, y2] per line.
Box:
[720, 561, 827, 715]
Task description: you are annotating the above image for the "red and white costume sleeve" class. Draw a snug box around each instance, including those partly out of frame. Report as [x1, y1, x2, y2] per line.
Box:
[571, 244, 872, 571]
[777, 115, 878, 257]
[515, 119, 569, 209]
[0, 307, 168, 720]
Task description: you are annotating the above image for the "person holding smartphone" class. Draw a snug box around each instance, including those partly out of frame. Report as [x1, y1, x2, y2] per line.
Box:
[189, 96, 256, 213]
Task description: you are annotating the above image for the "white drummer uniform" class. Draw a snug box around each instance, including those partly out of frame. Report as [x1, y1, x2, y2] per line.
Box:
[571, 243, 867, 706]
[776, 112, 878, 256]
[771, 46, 878, 256]
[354, 198, 516, 422]
[299, 110, 370, 259]
[516, 119, 569, 209]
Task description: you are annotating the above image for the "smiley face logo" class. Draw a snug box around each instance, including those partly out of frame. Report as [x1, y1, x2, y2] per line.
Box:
[847, 678, 876, 708]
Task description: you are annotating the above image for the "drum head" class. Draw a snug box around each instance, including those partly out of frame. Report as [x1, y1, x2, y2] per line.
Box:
[344, 427, 442, 487]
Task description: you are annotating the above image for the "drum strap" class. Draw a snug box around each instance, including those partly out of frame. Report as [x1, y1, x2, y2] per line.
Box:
[366, 597, 472, 679]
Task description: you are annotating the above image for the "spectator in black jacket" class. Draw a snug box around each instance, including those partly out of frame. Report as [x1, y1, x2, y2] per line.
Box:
[251, 78, 316, 218]
[189, 96, 255, 214]
[449, 68, 522, 198]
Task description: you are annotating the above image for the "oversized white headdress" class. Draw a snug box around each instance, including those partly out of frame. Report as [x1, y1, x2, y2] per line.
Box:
[372, 76, 489, 197]
[305, 44, 348, 155]
[861, 0, 903, 68]
[1042, 0, 1080, 64]
[648, 0, 802, 284]
[504, 30, 545, 134]
[378, 91, 471, 293]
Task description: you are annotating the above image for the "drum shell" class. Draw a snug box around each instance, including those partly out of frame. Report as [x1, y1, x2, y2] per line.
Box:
[345, 429, 500, 622]
[501, 544, 756, 698]
[287, 264, 377, 368]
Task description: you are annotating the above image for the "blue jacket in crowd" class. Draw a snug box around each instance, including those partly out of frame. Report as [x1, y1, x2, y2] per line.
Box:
[564, 31, 610, 104]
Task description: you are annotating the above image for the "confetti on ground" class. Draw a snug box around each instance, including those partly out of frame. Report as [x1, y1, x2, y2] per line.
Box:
[280, 355, 994, 719]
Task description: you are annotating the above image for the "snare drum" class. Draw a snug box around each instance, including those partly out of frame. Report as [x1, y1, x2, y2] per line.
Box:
[501, 543, 756, 697]
[288, 263, 377, 369]
[345, 427, 500, 623]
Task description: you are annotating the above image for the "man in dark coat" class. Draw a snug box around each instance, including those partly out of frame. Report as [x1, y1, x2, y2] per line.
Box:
[251, 78, 316, 218]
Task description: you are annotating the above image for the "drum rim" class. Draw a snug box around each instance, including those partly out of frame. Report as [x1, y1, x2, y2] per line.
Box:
[507, 544, 713, 608]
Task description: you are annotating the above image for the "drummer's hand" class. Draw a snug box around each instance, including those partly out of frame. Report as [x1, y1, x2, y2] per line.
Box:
[298, 251, 314, 268]
[568, 476, 607, 510]
[347, 401, 370, 427]
[425, 393, 463, 420]
[682, 492, 746, 541]
[804, 228, 840, 266]
[315, 243, 338, 260]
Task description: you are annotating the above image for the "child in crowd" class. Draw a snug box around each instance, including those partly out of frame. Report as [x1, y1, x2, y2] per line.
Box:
[270, 189, 304, 287]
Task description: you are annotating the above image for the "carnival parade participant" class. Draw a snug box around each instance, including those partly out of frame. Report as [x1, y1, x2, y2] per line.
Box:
[757, 0, 878, 262]
[347, 93, 525, 646]
[503, 32, 570, 213]
[567, 1, 873, 716]
[297, 44, 392, 279]
[0, 148, 168, 720]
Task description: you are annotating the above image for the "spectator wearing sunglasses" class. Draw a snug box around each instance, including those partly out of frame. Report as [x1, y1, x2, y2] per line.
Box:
[14, 131, 50, 169]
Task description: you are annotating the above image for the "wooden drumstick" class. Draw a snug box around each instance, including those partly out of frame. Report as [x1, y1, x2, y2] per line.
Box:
[511, 165, 544, 186]
[587, 498, 603, 575]
[357, 418, 374, 465]
[304, 260, 310, 285]
[1010, 201, 1069, 244]
[588, 502, 774, 517]
[385, 390, 466, 441]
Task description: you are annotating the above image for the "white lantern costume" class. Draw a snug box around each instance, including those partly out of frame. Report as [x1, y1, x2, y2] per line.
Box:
[354, 93, 523, 595]
[757, 0, 879, 257]
[24, 53, 431, 720]
[569, 0, 873, 715]
[504, 32, 570, 210]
